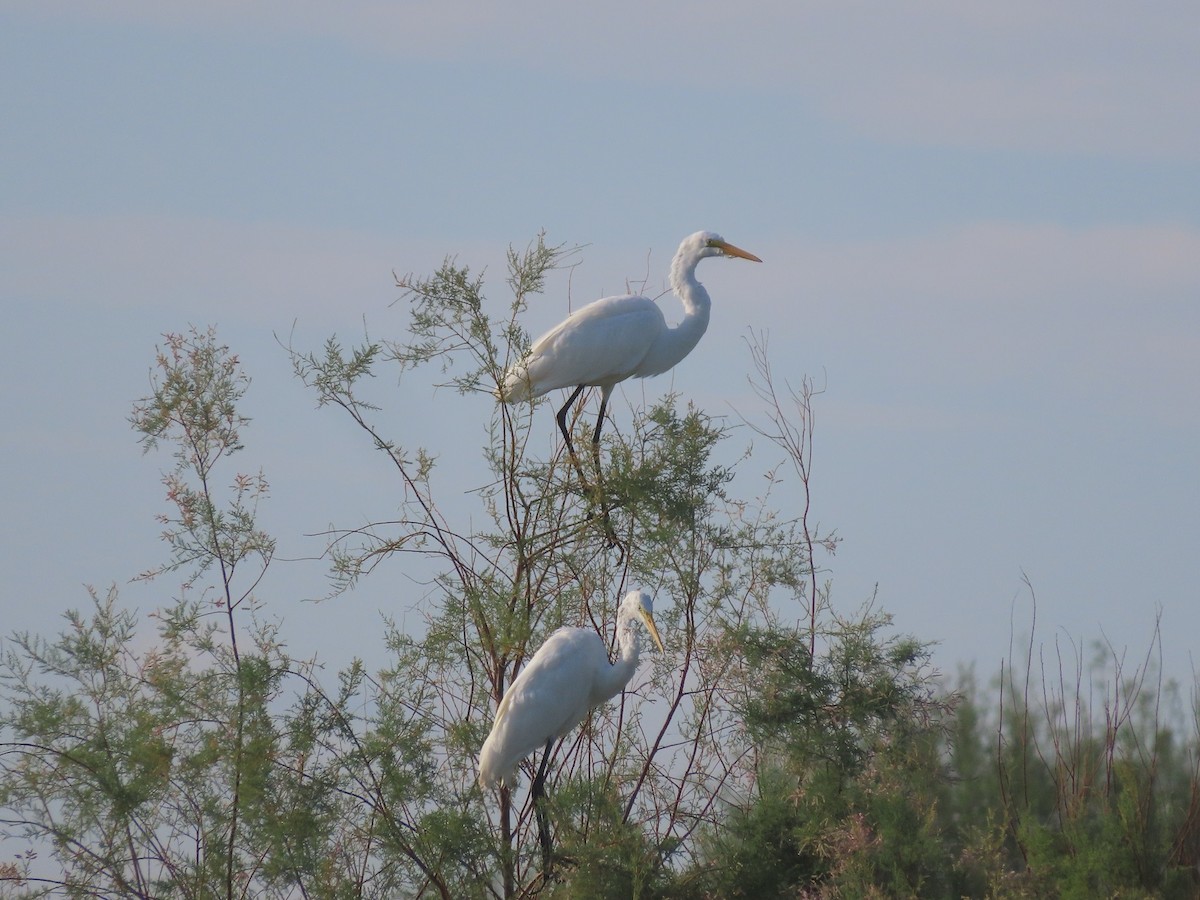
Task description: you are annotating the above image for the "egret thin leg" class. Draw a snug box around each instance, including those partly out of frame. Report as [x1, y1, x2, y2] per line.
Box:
[556, 385, 587, 472]
[531, 739, 554, 873]
[591, 386, 612, 473]
[588, 385, 624, 553]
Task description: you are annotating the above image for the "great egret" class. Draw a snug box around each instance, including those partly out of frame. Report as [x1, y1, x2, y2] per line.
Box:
[478, 589, 666, 792]
[498, 231, 761, 464]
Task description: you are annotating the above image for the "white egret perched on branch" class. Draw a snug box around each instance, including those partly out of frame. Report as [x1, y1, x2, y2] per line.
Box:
[478, 590, 665, 795]
[498, 231, 761, 466]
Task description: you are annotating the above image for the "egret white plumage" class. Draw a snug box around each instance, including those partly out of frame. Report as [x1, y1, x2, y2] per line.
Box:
[498, 231, 761, 463]
[478, 590, 666, 791]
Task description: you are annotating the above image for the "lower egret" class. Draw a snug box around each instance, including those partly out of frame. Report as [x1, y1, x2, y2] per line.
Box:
[478, 590, 666, 792]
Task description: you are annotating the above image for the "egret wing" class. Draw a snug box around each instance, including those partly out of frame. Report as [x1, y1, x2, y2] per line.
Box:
[478, 627, 607, 787]
[520, 295, 666, 395]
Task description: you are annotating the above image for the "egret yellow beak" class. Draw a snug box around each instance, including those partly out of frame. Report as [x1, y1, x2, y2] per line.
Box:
[640, 609, 666, 654]
[713, 240, 762, 263]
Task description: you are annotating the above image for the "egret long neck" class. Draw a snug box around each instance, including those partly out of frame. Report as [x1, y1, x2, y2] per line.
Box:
[592, 617, 641, 705]
[638, 254, 712, 376]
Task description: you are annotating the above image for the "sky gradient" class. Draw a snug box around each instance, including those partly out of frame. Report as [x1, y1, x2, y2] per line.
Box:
[2, 2, 1198, 685]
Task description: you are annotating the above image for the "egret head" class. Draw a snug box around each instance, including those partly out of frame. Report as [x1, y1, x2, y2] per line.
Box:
[623, 590, 666, 654]
[692, 231, 762, 263]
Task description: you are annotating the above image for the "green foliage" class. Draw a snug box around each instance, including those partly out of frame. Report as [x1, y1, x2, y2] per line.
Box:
[544, 778, 669, 900]
[736, 606, 941, 776]
[131, 326, 274, 587]
[5, 240, 1200, 900]
[693, 764, 824, 897]
[687, 609, 951, 898]
[941, 615, 1200, 900]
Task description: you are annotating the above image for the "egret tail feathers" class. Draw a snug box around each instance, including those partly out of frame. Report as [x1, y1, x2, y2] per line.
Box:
[477, 733, 519, 789]
[477, 691, 518, 789]
[497, 365, 534, 403]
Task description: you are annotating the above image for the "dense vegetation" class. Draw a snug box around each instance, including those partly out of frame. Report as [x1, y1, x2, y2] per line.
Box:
[2, 239, 1198, 898]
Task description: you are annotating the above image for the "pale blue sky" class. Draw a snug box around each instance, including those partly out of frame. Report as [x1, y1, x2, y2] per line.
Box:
[2, 2, 1198, 685]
